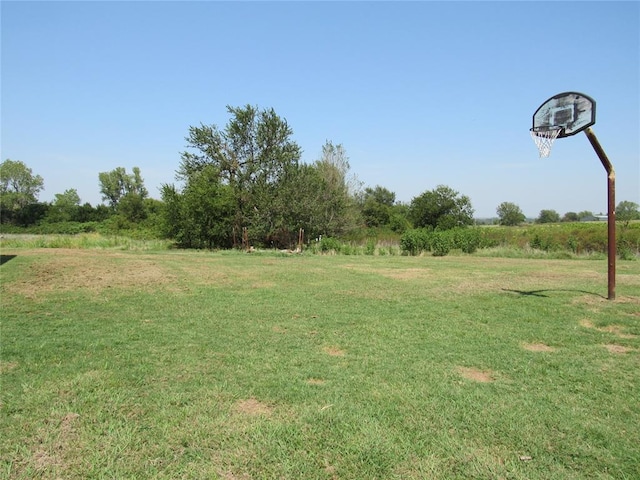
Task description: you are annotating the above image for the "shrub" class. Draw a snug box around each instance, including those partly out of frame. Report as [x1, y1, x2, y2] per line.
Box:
[400, 228, 433, 256]
[318, 237, 341, 253]
[455, 227, 481, 254]
[431, 232, 452, 257]
[365, 239, 376, 255]
[340, 243, 357, 255]
[400, 227, 483, 256]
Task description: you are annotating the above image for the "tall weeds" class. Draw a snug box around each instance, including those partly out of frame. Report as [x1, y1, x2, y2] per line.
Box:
[0, 233, 172, 251]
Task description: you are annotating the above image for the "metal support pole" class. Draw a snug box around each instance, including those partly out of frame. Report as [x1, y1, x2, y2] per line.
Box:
[584, 127, 616, 300]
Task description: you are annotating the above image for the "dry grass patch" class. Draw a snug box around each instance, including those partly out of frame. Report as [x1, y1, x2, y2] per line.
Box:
[572, 293, 640, 308]
[4, 249, 176, 298]
[443, 277, 507, 296]
[323, 346, 346, 357]
[375, 267, 432, 281]
[0, 361, 18, 374]
[306, 378, 326, 385]
[457, 366, 496, 383]
[522, 343, 556, 352]
[217, 471, 252, 480]
[580, 318, 596, 329]
[614, 295, 640, 305]
[599, 325, 637, 339]
[233, 398, 272, 417]
[28, 412, 81, 475]
[340, 264, 433, 281]
[603, 344, 634, 354]
[580, 319, 637, 339]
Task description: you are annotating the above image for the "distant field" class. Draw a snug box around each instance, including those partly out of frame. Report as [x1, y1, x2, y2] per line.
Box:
[1, 248, 639, 479]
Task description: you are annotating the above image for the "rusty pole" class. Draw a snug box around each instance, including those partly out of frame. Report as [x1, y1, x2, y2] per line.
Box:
[584, 127, 616, 300]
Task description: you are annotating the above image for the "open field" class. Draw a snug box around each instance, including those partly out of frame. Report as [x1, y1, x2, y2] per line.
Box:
[1, 248, 639, 479]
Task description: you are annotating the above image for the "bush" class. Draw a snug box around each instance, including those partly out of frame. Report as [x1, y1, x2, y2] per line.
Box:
[400, 228, 433, 256]
[431, 232, 452, 256]
[454, 228, 481, 254]
[365, 238, 376, 255]
[318, 237, 341, 253]
[400, 227, 482, 256]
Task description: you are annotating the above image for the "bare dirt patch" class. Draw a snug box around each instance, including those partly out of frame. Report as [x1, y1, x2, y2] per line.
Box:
[233, 398, 272, 416]
[457, 366, 496, 383]
[522, 343, 555, 352]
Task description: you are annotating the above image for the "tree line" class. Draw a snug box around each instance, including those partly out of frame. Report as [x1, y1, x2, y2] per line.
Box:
[2, 105, 639, 248]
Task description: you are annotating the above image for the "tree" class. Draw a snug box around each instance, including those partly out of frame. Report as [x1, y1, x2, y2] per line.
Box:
[562, 211, 579, 222]
[0, 159, 44, 223]
[616, 200, 640, 225]
[312, 141, 361, 236]
[409, 185, 474, 230]
[496, 202, 525, 226]
[71, 203, 110, 223]
[179, 105, 303, 246]
[577, 210, 595, 221]
[388, 203, 412, 233]
[362, 186, 395, 228]
[48, 189, 81, 222]
[98, 166, 148, 209]
[161, 166, 235, 248]
[536, 209, 560, 224]
[118, 192, 147, 223]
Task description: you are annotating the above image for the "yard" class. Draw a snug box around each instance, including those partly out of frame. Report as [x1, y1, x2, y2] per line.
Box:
[1, 248, 639, 479]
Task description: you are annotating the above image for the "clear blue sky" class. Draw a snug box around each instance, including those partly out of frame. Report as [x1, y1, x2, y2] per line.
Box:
[2, 1, 638, 218]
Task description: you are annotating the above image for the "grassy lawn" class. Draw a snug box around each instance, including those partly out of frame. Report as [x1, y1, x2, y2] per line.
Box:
[1, 248, 639, 479]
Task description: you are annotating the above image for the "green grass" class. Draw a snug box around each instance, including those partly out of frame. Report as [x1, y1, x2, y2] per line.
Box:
[1, 248, 639, 479]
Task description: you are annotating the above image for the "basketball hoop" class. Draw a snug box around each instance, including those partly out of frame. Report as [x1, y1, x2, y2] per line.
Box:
[529, 91, 616, 300]
[530, 126, 564, 158]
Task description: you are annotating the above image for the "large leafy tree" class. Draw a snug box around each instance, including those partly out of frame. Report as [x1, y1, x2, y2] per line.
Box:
[562, 212, 579, 222]
[48, 188, 81, 222]
[409, 185, 474, 230]
[362, 185, 395, 228]
[161, 166, 235, 248]
[577, 210, 595, 221]
[98, 166, 148, 209]
[178, 105, 302, 247]
[98, 166, 149, 225]
[312, 141, 361, 236]
[496, 201, 525, 226]
[536, 209, 560, 224]
[0, 159, 45, 223]
[616, 200, 640, 224]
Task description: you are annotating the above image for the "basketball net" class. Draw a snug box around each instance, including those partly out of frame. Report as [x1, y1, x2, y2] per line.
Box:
[530, 127, 563, 158]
